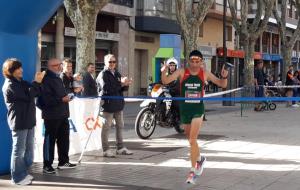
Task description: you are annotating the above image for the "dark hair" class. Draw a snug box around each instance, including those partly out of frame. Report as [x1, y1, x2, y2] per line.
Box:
[86, 63, 94, 69]
[294, 70, 299, 76]
[189, 50, 203, 59]
[2, 58, 22, 78]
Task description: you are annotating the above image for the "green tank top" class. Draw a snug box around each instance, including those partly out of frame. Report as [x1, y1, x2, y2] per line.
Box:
[180, 68, 205, 118]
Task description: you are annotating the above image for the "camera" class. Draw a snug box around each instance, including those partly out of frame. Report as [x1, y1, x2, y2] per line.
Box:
[68, 93, 75, 100]
[223, 62, 234, 70]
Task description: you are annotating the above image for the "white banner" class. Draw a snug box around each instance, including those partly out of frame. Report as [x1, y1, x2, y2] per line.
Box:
[34, 98, 102, 161]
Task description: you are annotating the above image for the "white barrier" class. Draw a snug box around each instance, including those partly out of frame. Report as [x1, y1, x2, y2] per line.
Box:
[34, 98, 102, 162]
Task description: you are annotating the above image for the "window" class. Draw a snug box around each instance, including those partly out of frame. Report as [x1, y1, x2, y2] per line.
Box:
[272, 34, 279, 54]
[136, 0, 144, 16]
[226, 26, 232, 41]
[64, 47, 77, 71]
[254, 37, 260, 52]
[262, 32, 270, 53]
[41, 42, 55, 71]
[199, 23, 204, 37]
[95, 49, 108, 75]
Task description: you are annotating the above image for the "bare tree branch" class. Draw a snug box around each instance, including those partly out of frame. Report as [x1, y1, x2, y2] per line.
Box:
[95, 0, 111, 12]
[64, 0, 77, 22]
[289, 0, 300, 46]
[195, 0, 214, 23]
[240, 0, 249, 37]
[175, 0, 189, 30]
[175, 0, 213, 58]
[273, 0, 286, 46]
[251, 0, 275, 39]
[249, 0, 263, 33]
[228, 0, 241, 34]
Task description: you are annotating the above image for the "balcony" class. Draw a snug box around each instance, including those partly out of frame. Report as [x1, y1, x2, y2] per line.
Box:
[135, 16, 180, 34]
[111, 0, 133, 8]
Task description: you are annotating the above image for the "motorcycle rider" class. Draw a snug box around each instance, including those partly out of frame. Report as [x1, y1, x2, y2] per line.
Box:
[165, 57, 180, 96]
[165, 58, 180, 117]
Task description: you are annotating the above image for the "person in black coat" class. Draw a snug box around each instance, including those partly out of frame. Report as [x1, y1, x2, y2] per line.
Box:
[96, 54, 133, 157]
[60, 58, 74, 94]
[39, 58, 76, 174]
[2, 58, 45, 185]
[82, 63, 97, 97]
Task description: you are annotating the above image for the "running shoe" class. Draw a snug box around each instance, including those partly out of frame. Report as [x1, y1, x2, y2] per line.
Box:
[195, 156, 206, 176]
[186, 171, 196, 184]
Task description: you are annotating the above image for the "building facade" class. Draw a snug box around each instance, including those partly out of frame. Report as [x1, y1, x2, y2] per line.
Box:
[40, 0, 134, 76]
[249, 0, 300, 80]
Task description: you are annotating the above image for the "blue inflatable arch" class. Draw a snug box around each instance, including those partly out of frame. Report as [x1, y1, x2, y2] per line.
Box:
[0, 0, 63, 174]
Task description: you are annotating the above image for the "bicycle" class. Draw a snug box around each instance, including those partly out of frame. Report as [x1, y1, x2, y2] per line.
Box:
[257, 101, 276, 111]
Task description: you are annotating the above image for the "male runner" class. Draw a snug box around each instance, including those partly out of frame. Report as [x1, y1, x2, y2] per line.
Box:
[161, 50, 228, 184]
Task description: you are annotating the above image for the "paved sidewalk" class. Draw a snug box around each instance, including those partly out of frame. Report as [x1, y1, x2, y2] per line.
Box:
[1, 103, 300, 190]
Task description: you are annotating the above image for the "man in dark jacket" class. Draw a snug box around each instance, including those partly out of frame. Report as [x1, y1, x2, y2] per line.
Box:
[254, 60, 265, 111]
[39, 58, 76, 174]
[96, 54, 133, 157]
[82, 63, 97, 97]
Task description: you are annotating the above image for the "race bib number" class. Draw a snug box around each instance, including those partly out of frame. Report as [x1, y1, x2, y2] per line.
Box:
[185, 91, 202, 103]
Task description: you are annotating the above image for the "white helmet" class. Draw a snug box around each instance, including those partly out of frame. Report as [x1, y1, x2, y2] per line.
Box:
[166, 57, 178, 66]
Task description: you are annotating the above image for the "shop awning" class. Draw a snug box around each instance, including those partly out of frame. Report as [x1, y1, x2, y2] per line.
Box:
[217, 47, 262, 60]
[262, 53, 282, 61]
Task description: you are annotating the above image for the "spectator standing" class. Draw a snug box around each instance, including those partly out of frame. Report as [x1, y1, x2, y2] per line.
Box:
[96, 54, 133, 157]
[292, 70, 300, 107]
[73, 73, 84, 96]
[39, 58, 76, 174]
[254, 60, 265, 111]
[60, 58, 83, 96]
[60, 58, 74, 94]
[286, 65, 294, 107]
[2, 58, 45, 185]
[298, 70, 300, 103]
[82, 63, 97, 97]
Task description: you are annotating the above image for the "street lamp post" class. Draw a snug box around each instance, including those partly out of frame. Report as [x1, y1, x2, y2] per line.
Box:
[222, 0, 234, 106]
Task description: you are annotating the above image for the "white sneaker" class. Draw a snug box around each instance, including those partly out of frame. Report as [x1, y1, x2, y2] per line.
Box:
[28, 174, 34, 181]
[14, 175, 32, 185]
[291, 104, 299, 108]
[116, 147, 133, 155]
[195, 156, 206, 176]
[103, 149, 116, 157]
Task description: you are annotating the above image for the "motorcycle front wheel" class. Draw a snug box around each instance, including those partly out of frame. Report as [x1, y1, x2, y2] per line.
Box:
[135, 107, 156, 139]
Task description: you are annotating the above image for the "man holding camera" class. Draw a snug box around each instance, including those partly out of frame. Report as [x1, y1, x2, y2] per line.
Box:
[39, 58, 76, 174]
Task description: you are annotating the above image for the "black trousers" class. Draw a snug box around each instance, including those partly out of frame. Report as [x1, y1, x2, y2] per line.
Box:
[43, 118, 70, 167]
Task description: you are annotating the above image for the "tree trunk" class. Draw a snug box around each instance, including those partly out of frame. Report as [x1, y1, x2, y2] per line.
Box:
[64, 0, 110, 73]
[281, 45, 292, 84]
[183, 27, 198, 59]
[243, 40, 255, 86]
[75, 11, 97, 72]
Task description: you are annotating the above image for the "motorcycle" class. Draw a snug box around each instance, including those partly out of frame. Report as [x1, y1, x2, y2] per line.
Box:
[135, 82, 184, 139]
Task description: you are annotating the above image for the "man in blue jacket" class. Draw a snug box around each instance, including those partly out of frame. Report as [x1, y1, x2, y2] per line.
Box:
[39, 58, 76, 174]
[96, 54, 133, 157]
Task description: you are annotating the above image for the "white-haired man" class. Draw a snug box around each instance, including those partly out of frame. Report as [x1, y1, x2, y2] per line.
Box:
[96, 54, 133, 157]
